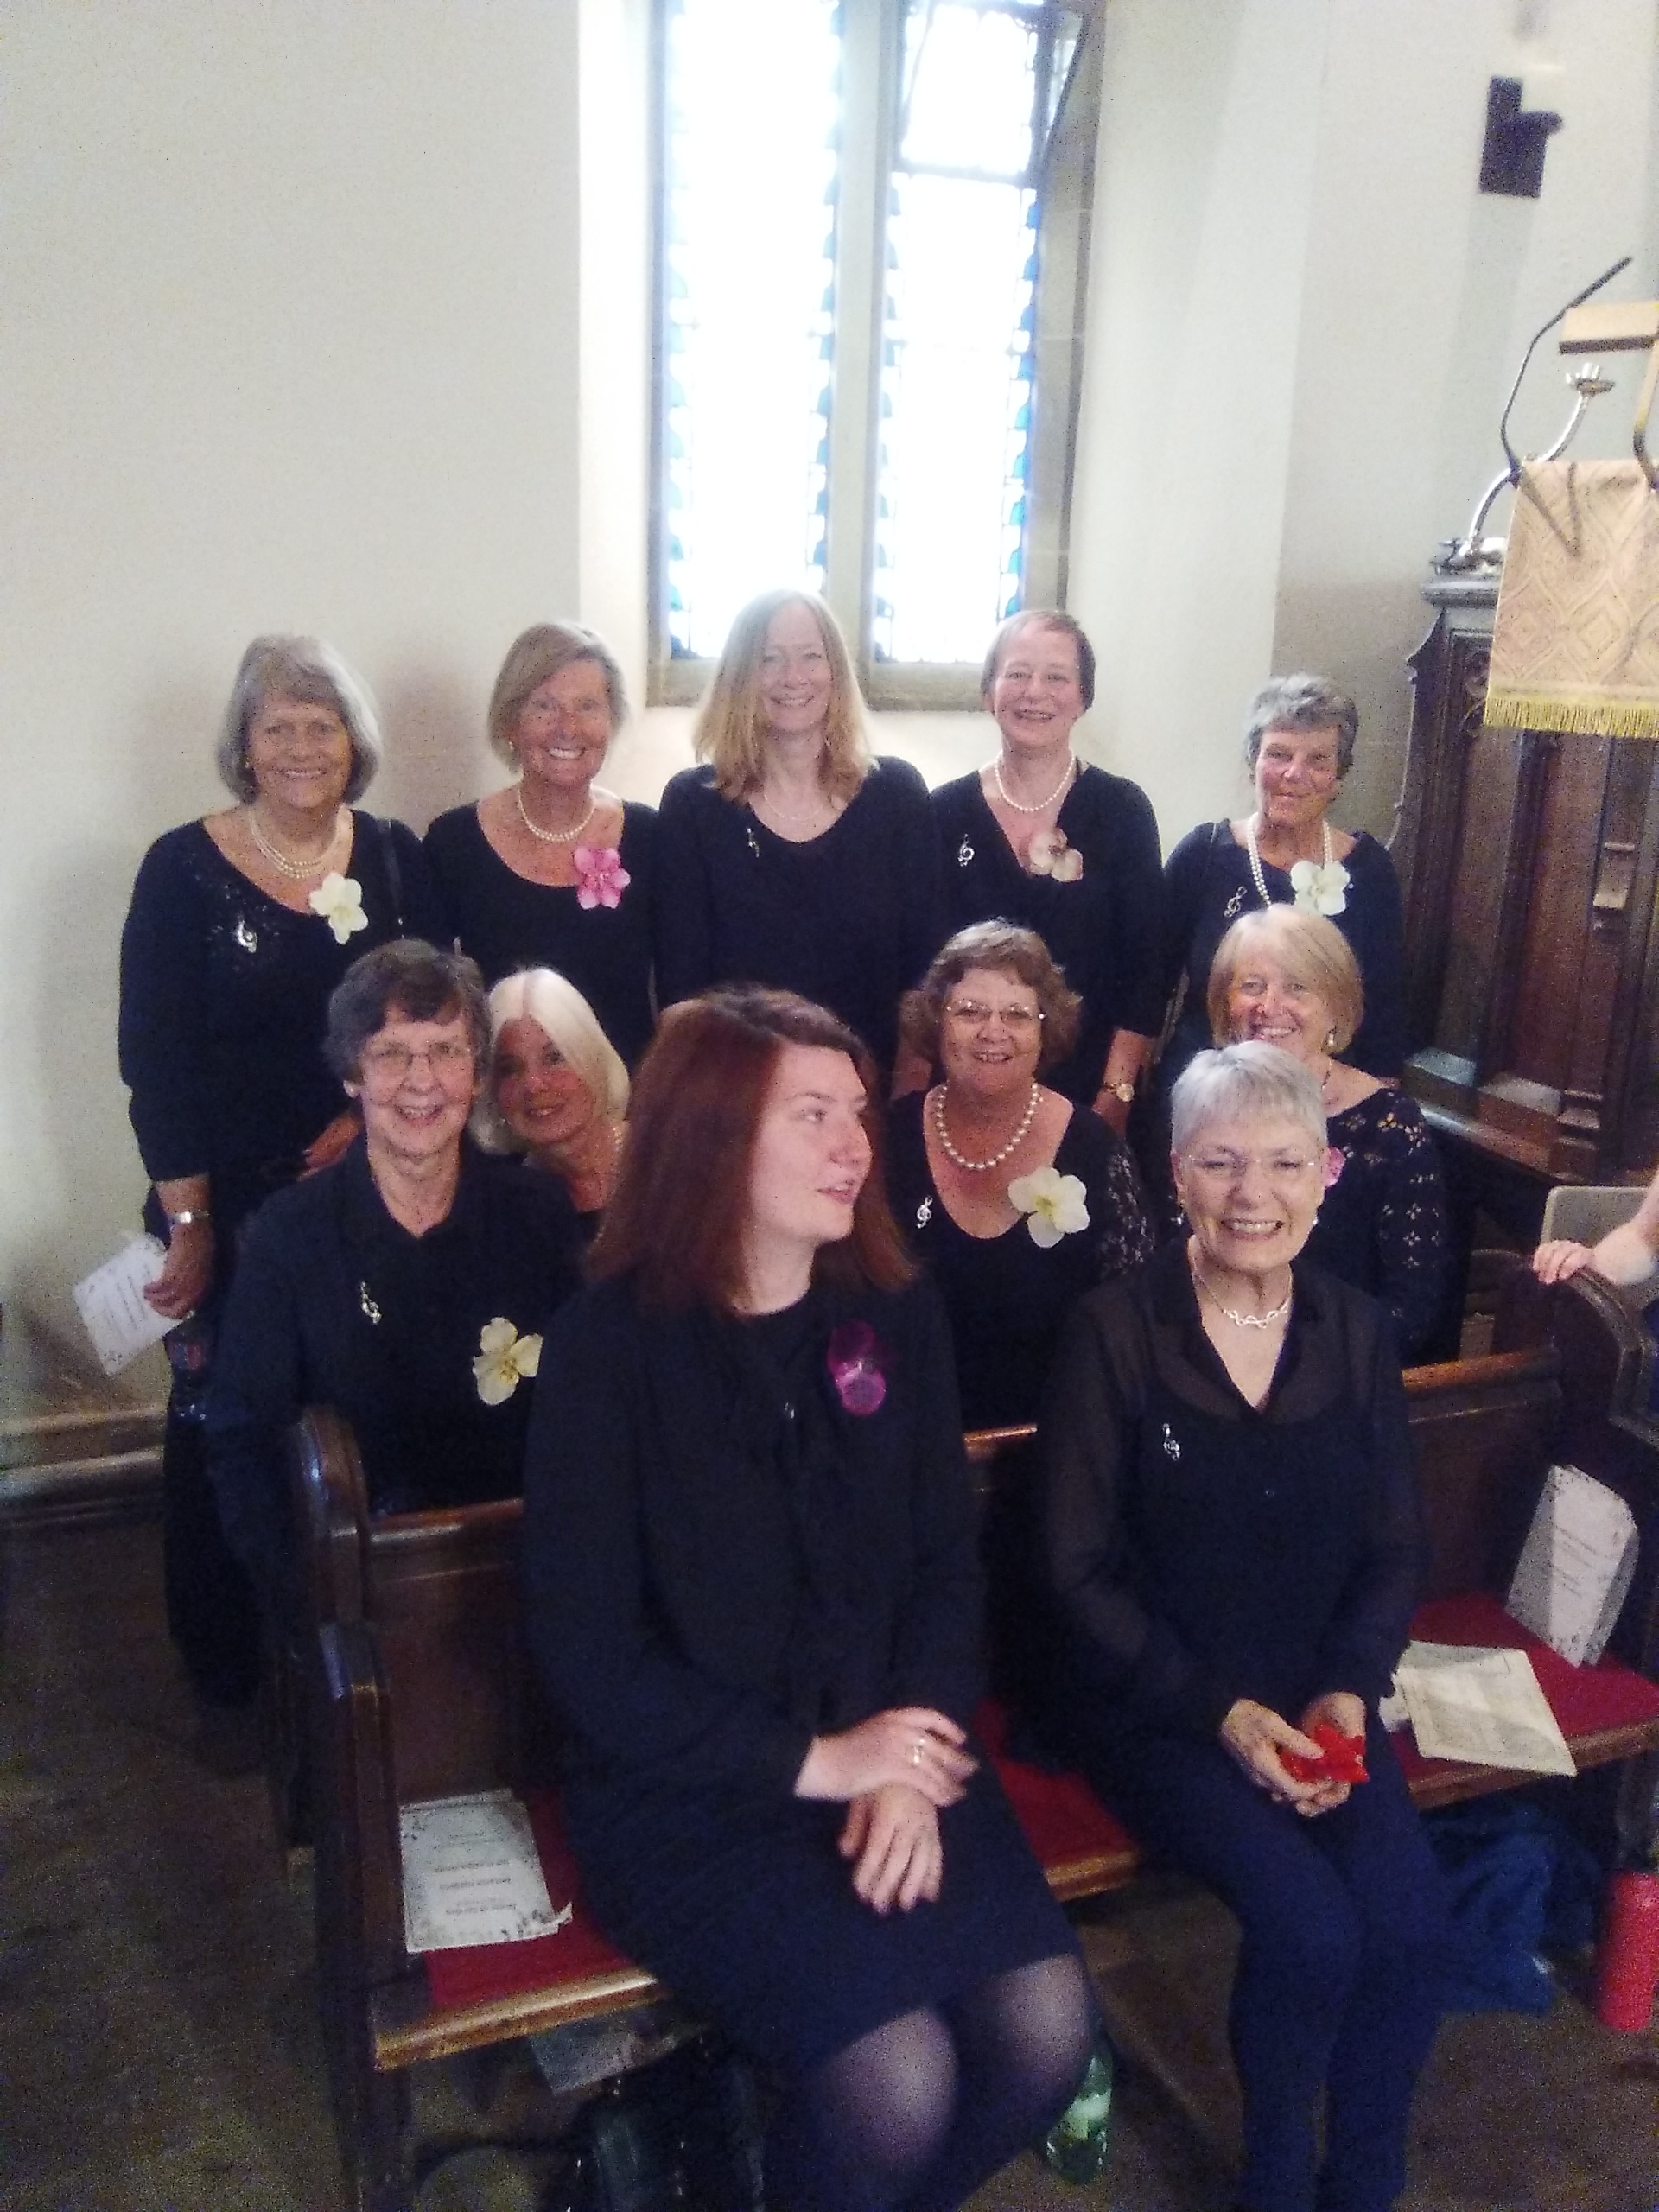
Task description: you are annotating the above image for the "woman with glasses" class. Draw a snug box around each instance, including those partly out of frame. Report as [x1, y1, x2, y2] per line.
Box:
[205, 940, 583, 1607]
[1038, 1043, 1446, 2212]
[424, 622, 658, 1068]
[887, 924, 1153, 1433]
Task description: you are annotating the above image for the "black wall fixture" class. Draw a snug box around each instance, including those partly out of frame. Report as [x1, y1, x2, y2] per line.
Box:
[1479, 75, 1562, 198]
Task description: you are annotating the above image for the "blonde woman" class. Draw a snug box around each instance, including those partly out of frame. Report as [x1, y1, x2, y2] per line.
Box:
[477, 968, 628, 1226]
[654, 590, 942, 1077]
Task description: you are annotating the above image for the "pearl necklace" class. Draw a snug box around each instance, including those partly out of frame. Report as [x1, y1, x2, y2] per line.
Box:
[1192, 1260, 1292, 1330]
[931, 1081, 1039, 1173]
[246, 806, 349, 881]
[992, 752, 1076, 815]
[1245, 811, 1332, 906]
[517, 784, 598, 846]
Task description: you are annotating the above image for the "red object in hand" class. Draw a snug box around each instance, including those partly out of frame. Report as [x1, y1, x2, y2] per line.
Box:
[1281, 1723, 1369, 1784]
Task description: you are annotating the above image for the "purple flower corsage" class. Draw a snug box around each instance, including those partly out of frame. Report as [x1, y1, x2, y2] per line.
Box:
[827, 1320, 887, 1416]
[573, 843, 631, 911]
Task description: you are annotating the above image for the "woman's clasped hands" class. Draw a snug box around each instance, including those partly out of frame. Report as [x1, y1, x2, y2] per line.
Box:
[796, 1707, 978, 1914]
[1219, 1689, 1367, 1818]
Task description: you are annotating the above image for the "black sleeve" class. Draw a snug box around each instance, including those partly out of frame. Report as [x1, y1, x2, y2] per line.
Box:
[1366, 1105, 1452, 1364]
[1107, 781, 1167, 1038]
[118, 833, 213, 1184]
[653, 772, 720, 1008]
[1038, 1295, 1236, 1738]
[1344, 841, 1408, 1077]
[884, 760, 947, 1001]
[521, 1294, 817, 1796]
[1159, 823, 1217, 1011]
[382, 817, 448, 945]
[883, 1285, 985, 1723]
[1313, 1318, 1425, 1700]
[1096, 1141, 1157, 1284]
[204, 1201, 311, 1599]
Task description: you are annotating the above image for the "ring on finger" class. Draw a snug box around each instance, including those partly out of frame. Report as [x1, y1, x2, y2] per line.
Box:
[910, 1737, 925, 1767]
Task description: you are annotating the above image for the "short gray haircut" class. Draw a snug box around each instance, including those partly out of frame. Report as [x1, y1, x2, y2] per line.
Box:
[474, 968, 630, 1151]
[215, 634, 383, 803]
[487, 623, 628, 765]
[324, 940, 490, 1084]
[1170, 1042, 1327, 1159]
[1243, 673, 1359, 777]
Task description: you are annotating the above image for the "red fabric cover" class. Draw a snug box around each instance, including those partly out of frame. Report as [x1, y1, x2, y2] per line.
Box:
[976, 1698, 1139, 1868]
[1394, 1591, 1659, 1785]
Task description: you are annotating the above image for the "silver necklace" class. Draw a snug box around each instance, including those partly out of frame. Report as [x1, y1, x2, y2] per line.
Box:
[755, 782, 834, 829]
[992, 752, 1076, 815]
[1192, 1260, 1292, 1329]
[1245, 811, 1332, 906]
[246, 806, 347, 881]
[517, 783, 598, 846]
[931, 1081, 1039, 1173]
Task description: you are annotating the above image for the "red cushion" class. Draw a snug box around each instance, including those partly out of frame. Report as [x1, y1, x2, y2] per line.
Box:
[1395, 1591, 1659, 1783]
[422, 1791, 641, 2011]
[976, 1697, 1139, 1869]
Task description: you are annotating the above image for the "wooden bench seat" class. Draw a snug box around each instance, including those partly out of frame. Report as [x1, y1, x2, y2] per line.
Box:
[296, 1329, 1659, 2212]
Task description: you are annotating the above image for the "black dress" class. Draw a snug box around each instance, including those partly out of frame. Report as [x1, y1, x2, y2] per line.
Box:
[1160, 822, 1408, 1087]
[884, 1092, 1154, 1430]
[423, 800, 658, 1068]
[207, 1136, 583, 1595]
[931, 766, 1166, 1103]
[653, 761, 943, 1072]
[1307, 1090, 1451, 1363]
[118, 811, 444, 1702]
[521, 1276, 1078, 2075]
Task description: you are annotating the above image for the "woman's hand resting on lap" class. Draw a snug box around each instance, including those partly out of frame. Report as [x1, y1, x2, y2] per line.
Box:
[1220, 1695, 1354, 1818]
[795, 1707, 976, 1810]
[839, 1786, 944, 1913]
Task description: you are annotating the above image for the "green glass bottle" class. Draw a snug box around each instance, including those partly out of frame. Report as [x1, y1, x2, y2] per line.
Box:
[1041, 2037, 1116, 2183]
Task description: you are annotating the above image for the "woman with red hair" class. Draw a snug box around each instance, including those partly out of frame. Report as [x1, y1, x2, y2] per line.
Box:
[523, 986, 1092, 2211]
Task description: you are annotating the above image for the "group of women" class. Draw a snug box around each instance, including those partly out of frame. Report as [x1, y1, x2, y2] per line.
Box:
[118, 599, 1457, 2212]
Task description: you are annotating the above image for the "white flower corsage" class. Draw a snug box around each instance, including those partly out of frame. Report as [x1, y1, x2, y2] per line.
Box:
[1026, 827, 1084, 882]
[1288, 856, 1350, 916]
[1007, 1166, 1090, 1249]
[473, 1317, 543, 1405]
[309, 871, 370, 944]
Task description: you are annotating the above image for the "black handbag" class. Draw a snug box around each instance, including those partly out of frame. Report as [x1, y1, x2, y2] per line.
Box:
[557, 2037, 766, 2212]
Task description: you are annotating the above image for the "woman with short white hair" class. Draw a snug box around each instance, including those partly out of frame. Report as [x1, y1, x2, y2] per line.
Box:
[1039, 1042, 1447, 2212]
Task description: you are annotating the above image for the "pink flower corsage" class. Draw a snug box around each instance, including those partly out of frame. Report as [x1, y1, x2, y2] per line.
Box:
[827, 1321, 887, 1416]
[573, 843, 631, 911]
[1027, 827, 1083, 882]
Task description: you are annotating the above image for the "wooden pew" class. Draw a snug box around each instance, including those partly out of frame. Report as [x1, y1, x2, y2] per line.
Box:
[296, 1347, 1659, 2212]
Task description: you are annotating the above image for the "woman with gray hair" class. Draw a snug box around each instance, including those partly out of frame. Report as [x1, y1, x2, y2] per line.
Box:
[424, 621, 658, 1068]
[1037, 1041, 1446, 2212]
[118, 635, 443, 1711]
[478, 966, 629, 1226]
[1159, 674, 1407, 1096]
[206, 939, 583, 1601]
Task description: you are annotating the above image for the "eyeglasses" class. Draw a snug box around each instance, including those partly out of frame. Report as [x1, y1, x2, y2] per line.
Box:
[1184, 1151, 1320, 1184]
[943, 1000, 1044, 1032]
[360, 1039, 475, 1082]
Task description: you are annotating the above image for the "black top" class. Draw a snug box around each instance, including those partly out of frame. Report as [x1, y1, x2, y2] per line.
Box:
[522, 1274, 981, 1820]
[118, 813, 444, 1232]
[931, 766, 1166, 1103]
[206, 1137, 583, 1589]
[653, 760, 943, 1071]
[1039, 1242, 1422, 1752]
[1307, 1089, 1452, 1363]
[885, 1091, 1155, 1429]
[1160, 821, 1408, 1085]
[423, 800, 658, 1068]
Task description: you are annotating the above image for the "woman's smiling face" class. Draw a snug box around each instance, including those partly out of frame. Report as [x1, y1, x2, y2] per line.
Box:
[493, 1016, 601, 1156]
[1226, 950, 1335, 1067]
[988, 620, 1085, 755]
[1174, 1111, 1330, 1279]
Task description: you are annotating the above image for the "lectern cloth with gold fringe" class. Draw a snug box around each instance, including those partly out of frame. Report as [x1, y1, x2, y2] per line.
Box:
[1484, 458, 1659, 739]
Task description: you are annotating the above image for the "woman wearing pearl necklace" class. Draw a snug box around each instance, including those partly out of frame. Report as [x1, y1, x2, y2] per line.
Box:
[885, 923, 1152, 1434]
[423, 623, 658, 1070]
[655, 589, 941, 1079]
[931, 611, 1164, 1134]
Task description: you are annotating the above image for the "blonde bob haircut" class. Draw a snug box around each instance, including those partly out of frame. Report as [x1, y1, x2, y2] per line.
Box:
[474, 968, 630, 1153]
[692, 589, 873, 805]
[486, 622, 628, 766]
[1206, 905, 1364, 1058]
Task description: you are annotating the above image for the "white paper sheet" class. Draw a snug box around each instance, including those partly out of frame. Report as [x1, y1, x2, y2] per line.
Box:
[1394, 1641, 1576, 1777]
[72, 1235, 173, 1375]
[1505, 1463, 1637, 1666]
[400, 1789, 573, 1955]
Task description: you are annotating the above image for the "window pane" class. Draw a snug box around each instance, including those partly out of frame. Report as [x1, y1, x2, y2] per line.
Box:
[873, 170, 1037, 663]
[662, 0, 841, 658]
[900, 2, 1039, 180]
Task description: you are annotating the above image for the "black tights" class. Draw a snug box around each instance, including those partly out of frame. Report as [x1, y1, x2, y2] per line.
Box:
[764, 1950, 1094, 2212]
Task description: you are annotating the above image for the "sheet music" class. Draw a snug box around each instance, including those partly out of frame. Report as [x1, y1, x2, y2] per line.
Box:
[72, 1235, 173, 1375]
[1393, 1642, 1576, 1777]
[1505, 1463, 1637, 1666]
[400, 1789, 572, 1954]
